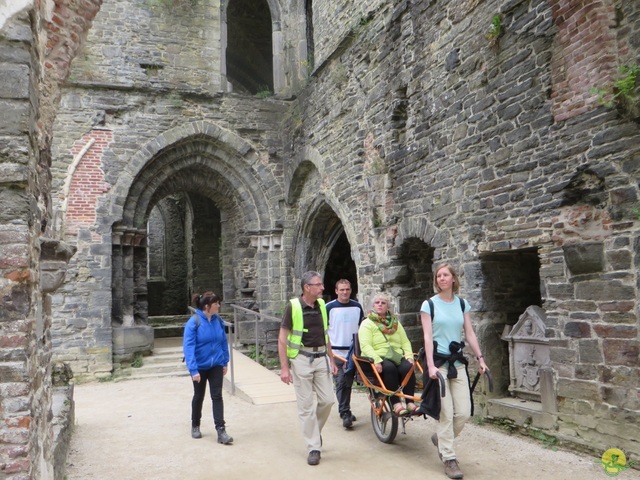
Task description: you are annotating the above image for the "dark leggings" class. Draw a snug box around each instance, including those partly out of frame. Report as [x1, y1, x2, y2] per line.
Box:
[191, 366, 225, 429]
[381, 358, 416, 405]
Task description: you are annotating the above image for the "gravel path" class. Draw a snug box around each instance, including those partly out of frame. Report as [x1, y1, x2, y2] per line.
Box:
[65, 376, 634, 480]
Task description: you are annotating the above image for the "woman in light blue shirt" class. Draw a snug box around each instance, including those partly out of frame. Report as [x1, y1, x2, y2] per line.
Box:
[420, 263, 488, 480]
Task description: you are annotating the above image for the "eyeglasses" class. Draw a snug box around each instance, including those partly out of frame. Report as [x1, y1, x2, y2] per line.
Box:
[307, 283, 324, 287]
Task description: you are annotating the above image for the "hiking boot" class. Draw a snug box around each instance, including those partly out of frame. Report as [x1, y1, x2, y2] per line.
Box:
[191, 426, 202, 439]
[342, 413, 353, 429]
[216, 428, 233, 445]
[444, 459, 463, 479]
[307, 450, 321, 466]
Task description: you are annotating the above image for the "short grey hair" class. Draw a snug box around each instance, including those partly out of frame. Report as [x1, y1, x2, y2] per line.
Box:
[371, 292, 390, 305]
[300, 271, 322, 290]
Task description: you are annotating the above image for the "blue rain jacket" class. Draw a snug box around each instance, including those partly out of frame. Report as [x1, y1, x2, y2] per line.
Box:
[183, 310, 230, 376]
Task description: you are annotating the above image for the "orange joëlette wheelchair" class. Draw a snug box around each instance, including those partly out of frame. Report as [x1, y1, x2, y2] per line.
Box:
[336, 334, 492, 444]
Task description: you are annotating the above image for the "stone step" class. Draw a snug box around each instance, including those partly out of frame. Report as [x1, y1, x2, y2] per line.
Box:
[119, 358, 186, 379]
[146, 347, 182, 359]
[117, 339, 186, 379]
[117, 369, 189, 382]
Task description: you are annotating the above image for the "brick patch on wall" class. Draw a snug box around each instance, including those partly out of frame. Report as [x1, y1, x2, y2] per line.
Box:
[549, 0, 618, 121]
[65, 129, 113, 235]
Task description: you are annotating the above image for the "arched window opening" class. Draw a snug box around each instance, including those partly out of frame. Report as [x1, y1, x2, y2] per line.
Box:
[305, 0, 314, 70]
[226, 0, 273, 95]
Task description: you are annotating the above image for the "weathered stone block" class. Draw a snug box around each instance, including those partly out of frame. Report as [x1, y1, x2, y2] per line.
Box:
[564, 321, 591, 338]
[557, 378, 600, 402]
[0, 63, 29, 99]
[578, 339, 603, 363]
[601, 386, 638, 410]
[593, 324, 637, 338]
[563, 243, 604, 275]
[602, 339, 639, 366]
[575, 281, 635, 301]
[598, 365, 639, 387]
[0, 100, 29, 134]
[606, 249, 632, 270]
[601, 312, 637, 325]
[549, 346, 576, 364]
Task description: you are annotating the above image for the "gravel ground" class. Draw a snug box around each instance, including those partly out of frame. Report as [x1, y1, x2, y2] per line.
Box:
[64, 376, 636, 480]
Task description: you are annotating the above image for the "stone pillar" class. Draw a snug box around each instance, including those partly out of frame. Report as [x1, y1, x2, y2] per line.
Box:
[122, 244, 135, 327]
[133, 233, 148, 324]
[111, 230, 124, 325]
[112, 229, 153, 362]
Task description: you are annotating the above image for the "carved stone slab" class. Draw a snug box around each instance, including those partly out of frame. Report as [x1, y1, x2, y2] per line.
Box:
[502, 306, 550, 401]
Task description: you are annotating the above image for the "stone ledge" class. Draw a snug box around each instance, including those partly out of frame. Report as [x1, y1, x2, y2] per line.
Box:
[112, 325, 154, 362]
[487, 397, 557, 430]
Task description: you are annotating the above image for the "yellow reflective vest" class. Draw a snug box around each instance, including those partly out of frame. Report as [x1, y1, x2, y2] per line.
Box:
[286, 297, 328, 359]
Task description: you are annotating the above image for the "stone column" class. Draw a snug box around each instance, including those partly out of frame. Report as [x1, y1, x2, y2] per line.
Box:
[133, 232, 148, 325]
[112, 228, 154, 362]
[111, 230, 124, 325]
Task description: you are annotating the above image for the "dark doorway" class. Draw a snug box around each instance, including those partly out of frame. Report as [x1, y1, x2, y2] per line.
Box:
[226, 0, 273, 94]
[324, 231, 357, 301]
[478, 247, 542, 397]
[146, 193, 222, 317]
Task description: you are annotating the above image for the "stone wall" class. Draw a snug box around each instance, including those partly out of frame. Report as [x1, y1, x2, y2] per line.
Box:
[1, 0, 101, 477]
[0, 7, 45, 479]
[2, 0, 639, 477]
[286, 0, 640, 459]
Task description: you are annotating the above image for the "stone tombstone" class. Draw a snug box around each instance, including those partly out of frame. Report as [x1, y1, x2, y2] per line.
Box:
[502, 305, 550, 402]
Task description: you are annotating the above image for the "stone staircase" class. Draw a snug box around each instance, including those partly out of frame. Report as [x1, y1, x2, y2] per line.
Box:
[117, 337, 188, 381]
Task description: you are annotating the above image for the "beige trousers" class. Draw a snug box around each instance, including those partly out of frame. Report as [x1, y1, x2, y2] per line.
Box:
[290, 353, 336, 452]
[436, 364, 471, 461]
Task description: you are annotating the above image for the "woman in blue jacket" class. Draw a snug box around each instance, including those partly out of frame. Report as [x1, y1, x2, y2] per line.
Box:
[183, 291, 233, 444]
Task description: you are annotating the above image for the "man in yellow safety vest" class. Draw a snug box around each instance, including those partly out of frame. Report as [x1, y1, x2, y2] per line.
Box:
[278, 271, 338, 466]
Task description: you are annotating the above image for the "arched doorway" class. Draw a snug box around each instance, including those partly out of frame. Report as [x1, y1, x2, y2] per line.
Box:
[324, 231, 358, 301]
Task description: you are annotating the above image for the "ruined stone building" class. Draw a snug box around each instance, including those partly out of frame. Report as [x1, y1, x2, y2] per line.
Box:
[1, 0, 639, 478]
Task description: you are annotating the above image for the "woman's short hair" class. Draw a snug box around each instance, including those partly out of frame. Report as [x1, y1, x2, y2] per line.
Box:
[192, 291, 220, 310]
[433, 263, 460, 293]
[371, 292, 390, 305]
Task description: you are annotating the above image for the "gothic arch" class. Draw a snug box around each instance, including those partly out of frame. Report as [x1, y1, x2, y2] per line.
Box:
[286, 145, 326, 204]
[110, 121, 280, 232]
[395, 215, 441, 249]
[291, 192, 362, 285]
[110, 122, 283, 327]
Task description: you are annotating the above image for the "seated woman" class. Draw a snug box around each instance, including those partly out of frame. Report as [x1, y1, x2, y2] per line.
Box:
[358, 292, 417, 415]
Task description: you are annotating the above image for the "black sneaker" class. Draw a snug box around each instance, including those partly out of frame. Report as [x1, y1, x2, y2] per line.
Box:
[307, 450, 321, 466]
[350, 414, 357, 422]
[342, 414, 353, 429]
[191, 426, 202, 439]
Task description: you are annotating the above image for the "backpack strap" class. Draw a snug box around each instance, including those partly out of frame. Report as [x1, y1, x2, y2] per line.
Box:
[428, 297, 465, 322]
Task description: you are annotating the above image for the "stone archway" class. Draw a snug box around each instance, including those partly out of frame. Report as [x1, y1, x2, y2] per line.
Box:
[294, 199, 358, 302]
[52, 122, 286, 376]
[110, 132, 276, 360]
